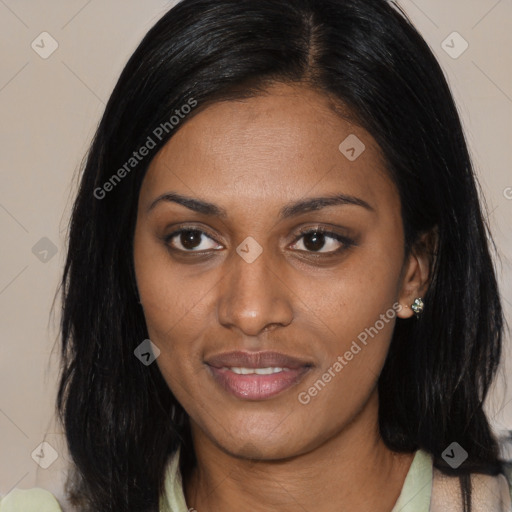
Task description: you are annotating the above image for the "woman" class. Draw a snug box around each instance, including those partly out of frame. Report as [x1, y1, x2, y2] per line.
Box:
[2, 0, 511, 510]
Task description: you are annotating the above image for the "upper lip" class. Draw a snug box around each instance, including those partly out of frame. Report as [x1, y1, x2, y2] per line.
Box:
[205, 351, 313, 370]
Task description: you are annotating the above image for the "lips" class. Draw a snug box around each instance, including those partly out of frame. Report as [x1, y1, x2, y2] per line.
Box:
[205, 350, 313, 370]
[204, 350, 313, 400]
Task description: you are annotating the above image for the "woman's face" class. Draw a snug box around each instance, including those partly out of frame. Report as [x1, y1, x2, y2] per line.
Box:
[133, 83, 422, 459]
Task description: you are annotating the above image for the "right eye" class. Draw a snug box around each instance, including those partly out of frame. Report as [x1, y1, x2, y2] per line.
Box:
[164, 228, 224, 253]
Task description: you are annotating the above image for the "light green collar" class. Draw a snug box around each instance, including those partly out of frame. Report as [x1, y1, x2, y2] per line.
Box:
[160, 445, 188, 512]
[160, 446, 433, 512]
[391, 449, 433, 512]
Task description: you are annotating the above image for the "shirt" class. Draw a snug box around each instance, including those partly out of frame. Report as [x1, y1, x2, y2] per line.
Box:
[1, 447, 511, 511]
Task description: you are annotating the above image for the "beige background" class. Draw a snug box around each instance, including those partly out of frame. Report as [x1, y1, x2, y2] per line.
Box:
[0, 0, 511, 497]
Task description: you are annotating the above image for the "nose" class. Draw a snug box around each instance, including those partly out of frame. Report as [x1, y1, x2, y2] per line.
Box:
[216, 247, 294, 337]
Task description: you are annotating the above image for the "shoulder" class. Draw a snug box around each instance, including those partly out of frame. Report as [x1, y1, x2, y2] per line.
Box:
[0, 488, 63, 511]
[431, 467, 512, 512]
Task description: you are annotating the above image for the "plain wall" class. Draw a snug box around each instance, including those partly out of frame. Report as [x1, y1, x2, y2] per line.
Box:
[1, 0, 511, 496]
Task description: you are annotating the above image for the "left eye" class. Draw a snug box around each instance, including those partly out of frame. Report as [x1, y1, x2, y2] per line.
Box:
[290, 230, 351, 254]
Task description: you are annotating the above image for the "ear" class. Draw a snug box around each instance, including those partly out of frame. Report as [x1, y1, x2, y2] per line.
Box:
[396, 227, 438, 319]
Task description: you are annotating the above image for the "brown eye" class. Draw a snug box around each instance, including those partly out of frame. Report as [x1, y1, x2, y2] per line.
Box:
[290, 229, 355, 254]
[180, 230, 203, 250]
[302, 231, 327, 252]
[165, 228, 223, 252]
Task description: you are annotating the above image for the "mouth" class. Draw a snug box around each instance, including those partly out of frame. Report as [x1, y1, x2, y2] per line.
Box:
[204, 351, 313, 401]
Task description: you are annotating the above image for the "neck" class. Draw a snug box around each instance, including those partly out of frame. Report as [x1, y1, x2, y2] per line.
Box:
[183, 392, 415, 512]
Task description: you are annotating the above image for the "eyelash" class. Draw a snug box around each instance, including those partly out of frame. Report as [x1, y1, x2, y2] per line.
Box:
[163, 225, 355, 256]
[293, 227, 355, 255]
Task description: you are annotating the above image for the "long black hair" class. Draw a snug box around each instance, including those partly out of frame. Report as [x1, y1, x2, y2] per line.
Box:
[56, 0, 505, 510]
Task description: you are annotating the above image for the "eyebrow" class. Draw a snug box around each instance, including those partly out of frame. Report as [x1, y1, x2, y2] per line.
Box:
[146, 191, 375, 219]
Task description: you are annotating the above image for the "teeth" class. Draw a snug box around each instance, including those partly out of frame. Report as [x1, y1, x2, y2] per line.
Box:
[224, 367, 291, 375]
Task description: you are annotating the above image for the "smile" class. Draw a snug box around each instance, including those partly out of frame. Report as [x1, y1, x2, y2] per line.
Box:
[206, 364, 311, 400]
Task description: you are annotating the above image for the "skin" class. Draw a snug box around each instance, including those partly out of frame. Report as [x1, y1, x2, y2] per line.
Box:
[133, 82, 433, 512]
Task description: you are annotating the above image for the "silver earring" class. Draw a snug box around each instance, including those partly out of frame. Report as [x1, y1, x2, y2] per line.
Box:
[411, 297, 424, 317]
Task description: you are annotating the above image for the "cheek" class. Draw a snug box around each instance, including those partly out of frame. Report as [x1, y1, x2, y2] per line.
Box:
[304, 242, 402, 348]
[133, 225, 230, 407]
[294, 299, 397, 439]
[134, 225, 204, 333]
[293, 241, 402, 413]
[133, 227, 206, 386]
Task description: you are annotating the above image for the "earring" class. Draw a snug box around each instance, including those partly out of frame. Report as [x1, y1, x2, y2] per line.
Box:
[411, 297, 424, 317]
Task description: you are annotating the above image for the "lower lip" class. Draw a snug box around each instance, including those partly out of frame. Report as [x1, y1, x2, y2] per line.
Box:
[207, 365, 311, 400]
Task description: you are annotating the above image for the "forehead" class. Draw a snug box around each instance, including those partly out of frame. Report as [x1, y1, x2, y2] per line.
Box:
[139, 83, 397, 216]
